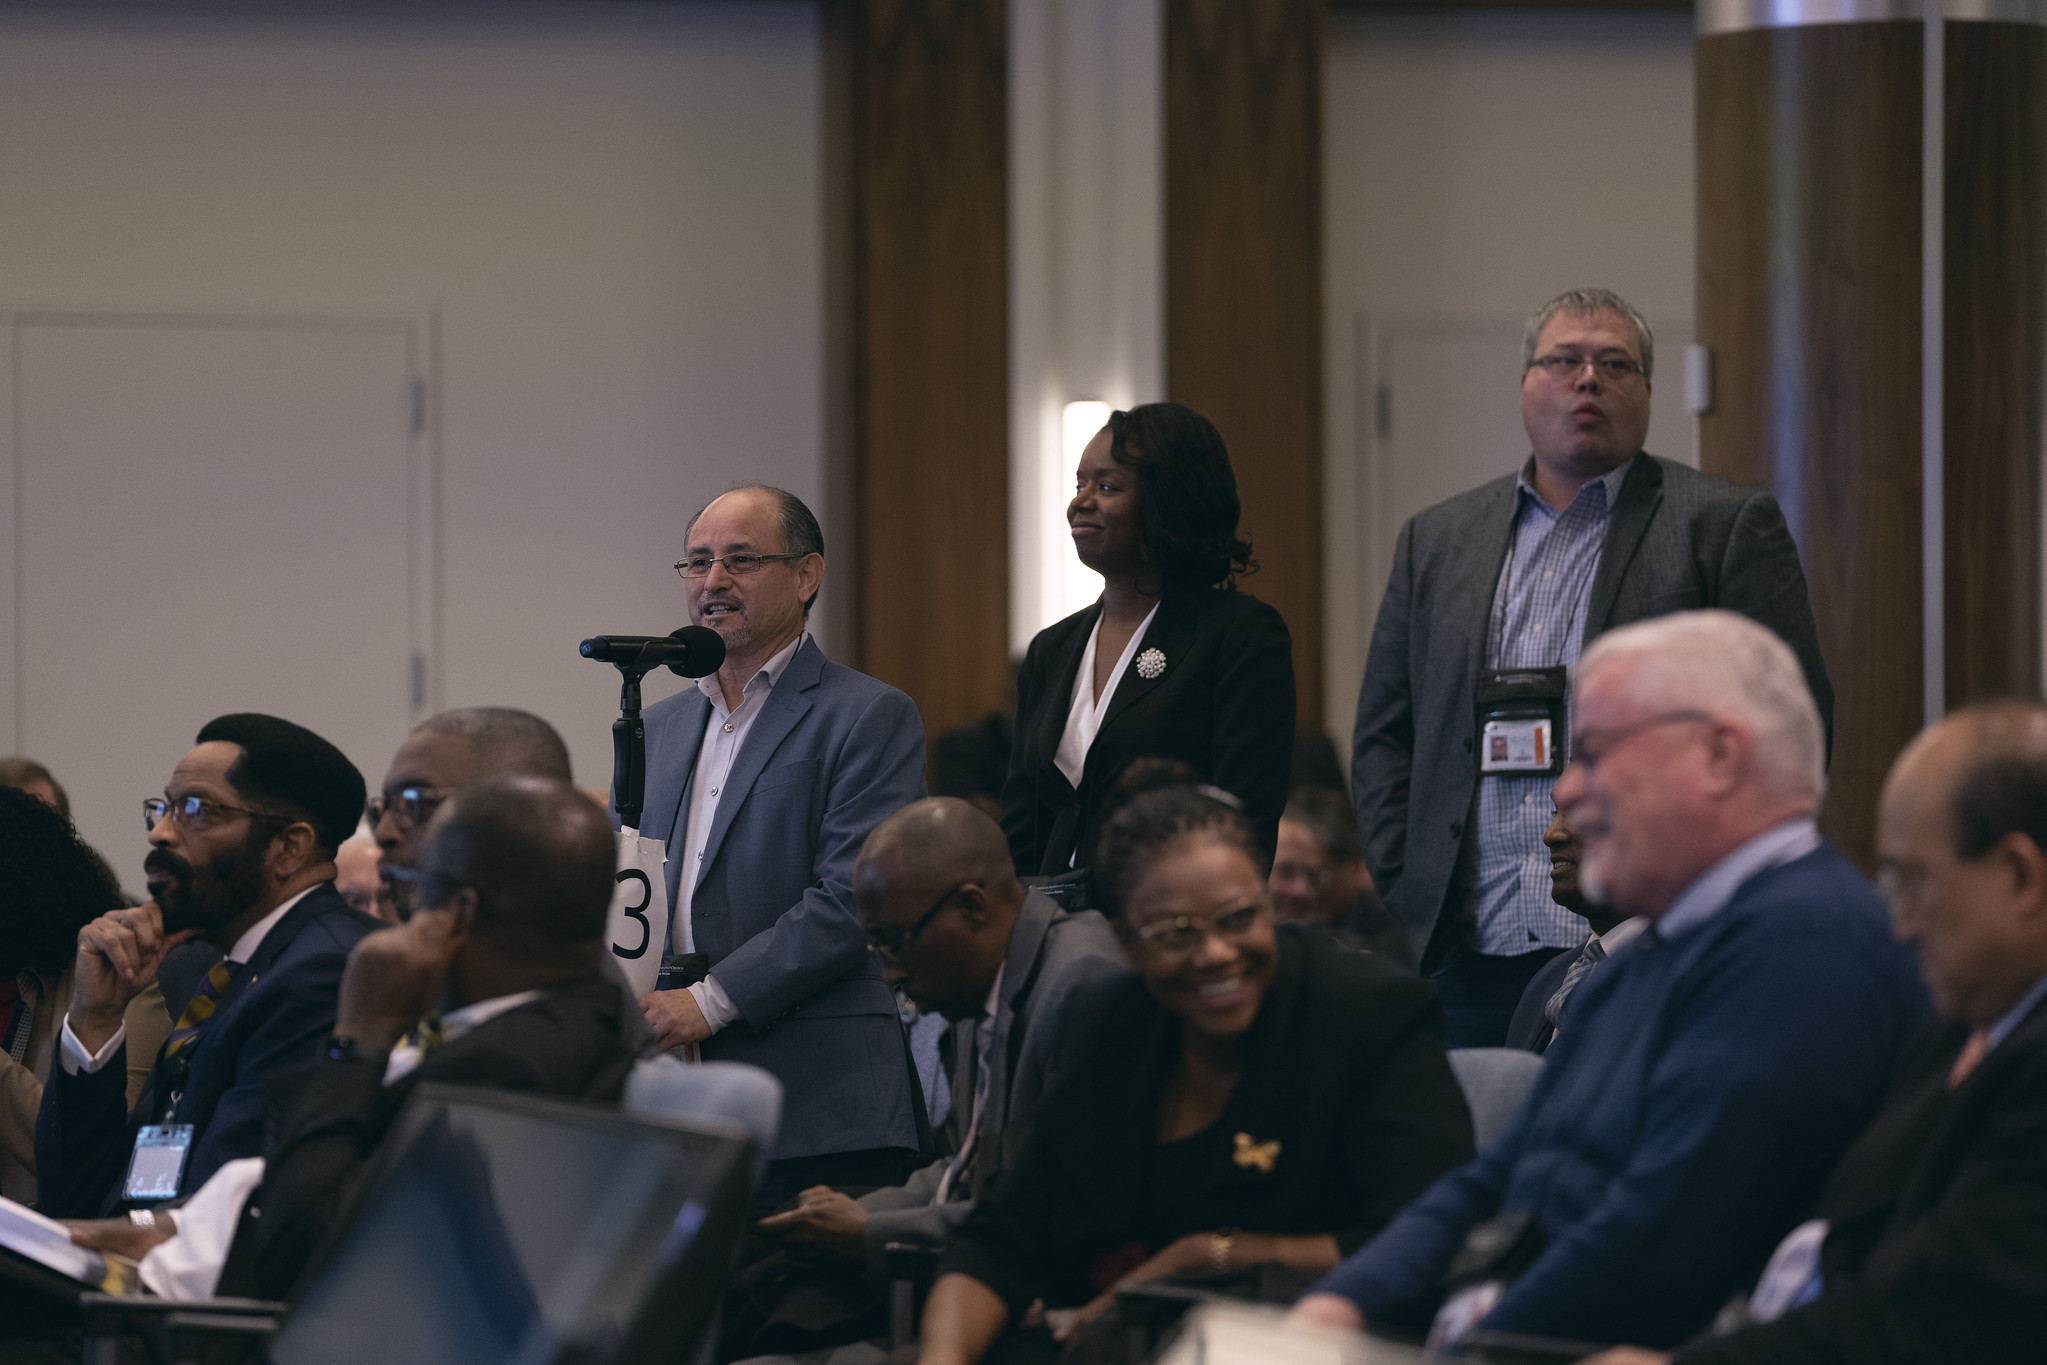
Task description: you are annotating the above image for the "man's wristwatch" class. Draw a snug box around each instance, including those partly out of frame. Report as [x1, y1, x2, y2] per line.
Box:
[1208, 1230, 1236, 1274]
[128, 1209, 156, 1232]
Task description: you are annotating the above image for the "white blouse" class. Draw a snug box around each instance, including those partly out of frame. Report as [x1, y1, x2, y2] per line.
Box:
[1053, 602, 1161, 792]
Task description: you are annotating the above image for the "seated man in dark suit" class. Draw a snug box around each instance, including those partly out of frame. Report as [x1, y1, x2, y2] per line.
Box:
[64, 774, 638, 1304]
[1504, 801, 1645, 1054]
[726, 798, 1126, 1355]
[1290, 610, 1926, 1351]
[1586, 700, 2047, 1365]
[34, 714, 378, 1217]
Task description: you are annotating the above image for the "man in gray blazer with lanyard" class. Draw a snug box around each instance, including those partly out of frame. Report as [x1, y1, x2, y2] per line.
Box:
[636, 484, 928, 1207]
[1353, 288, 1831, 1047]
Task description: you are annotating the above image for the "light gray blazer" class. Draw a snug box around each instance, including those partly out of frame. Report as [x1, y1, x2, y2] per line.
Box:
[639, 636, 927, 1161]
[857, 890, 1127, 1276]
[1352, 455, 1832, 967]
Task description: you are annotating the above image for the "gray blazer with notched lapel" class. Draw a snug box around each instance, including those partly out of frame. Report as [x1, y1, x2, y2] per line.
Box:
[637, 636, 928, 1161]
[1352, 455, 1833, 968]
[857, 890, 1128, 1278]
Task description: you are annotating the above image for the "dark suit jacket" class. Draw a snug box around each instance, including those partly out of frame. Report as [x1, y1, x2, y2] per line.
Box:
[1503, 940, 1581, 1054]
[1676, 993, 2047, 1365]
[1351, 456, 1832, 965]
[858, 893, 1127, 1275]
[215, 977, 638, 1302]
[1003, 587, 1294, 879]
[32, 883, 380, 1217]
[938, 926, 1474, 1318]
[1311, 845, 1926, 1349]
[638, 636, 928, 1161]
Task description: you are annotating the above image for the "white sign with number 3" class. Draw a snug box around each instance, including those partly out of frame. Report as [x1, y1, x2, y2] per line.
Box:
[607, 828, 672, 997]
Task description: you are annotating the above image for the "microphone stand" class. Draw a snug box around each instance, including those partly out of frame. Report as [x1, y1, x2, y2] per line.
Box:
[608, 649, 664, 831]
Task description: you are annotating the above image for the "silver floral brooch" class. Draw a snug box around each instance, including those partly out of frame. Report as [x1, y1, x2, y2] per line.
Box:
[1135, 647, 1166, 680]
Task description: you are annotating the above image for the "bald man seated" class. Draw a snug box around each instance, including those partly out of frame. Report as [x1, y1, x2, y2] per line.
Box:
[1587, 701, 2047, 1365]
[728, 798, 1126, 1357]
[63, 776, 641, 1308]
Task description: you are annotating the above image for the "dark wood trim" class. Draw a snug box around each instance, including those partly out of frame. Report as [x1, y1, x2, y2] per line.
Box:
[1698, 22, 2045, 868]
[833, 0, 1011, 747]
[1942, 22, 2046, 706]
[1166, 0, 1326, 728]
[1697, 23, 1924, 869]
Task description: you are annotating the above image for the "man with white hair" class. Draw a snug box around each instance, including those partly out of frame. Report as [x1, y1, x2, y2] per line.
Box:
[1292, 610, 1924, 1351]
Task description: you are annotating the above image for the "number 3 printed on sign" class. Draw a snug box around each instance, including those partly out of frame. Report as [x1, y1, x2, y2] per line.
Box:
[613, 869, 653, 959]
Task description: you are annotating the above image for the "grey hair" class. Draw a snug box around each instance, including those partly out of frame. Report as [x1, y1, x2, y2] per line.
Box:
[1575, 610, 1823, 802]
[1522, 288, 1655, 381]
[685, 482, 825, 615]
[411, 708, 573, 783]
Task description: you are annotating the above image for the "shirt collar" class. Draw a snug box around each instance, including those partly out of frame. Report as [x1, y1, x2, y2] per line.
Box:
[1986, 971, 2047, 1053]
[382, 989, 548, 1086]
[226, 884, 318, 964]
[1598, 916, 1650, 955]
[982, 961, 1006, 1021]
[1514, 455, 1635, 516]
[696, 630, 807, 706]
[1655, 817, 1823, 941]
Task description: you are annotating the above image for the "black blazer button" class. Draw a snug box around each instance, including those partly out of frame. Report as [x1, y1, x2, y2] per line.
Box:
[1463, 738, 1473, 753]
[1449, 821, 1462, 837]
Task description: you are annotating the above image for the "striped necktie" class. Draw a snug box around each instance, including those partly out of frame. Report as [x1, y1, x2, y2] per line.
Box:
[402, 1013, 446, 1055]
[1544, 936, 1606, 1030]
[164, 961, 236, 1057]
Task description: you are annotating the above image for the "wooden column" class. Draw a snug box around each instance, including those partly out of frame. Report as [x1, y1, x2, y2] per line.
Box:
[831, 0, 1011, 743]
[1697, 5, 2045, 868]
[1165, 0, 1325, 726]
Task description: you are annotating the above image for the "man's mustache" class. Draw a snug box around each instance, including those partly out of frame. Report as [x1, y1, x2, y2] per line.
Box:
[143, 849, 190, 880]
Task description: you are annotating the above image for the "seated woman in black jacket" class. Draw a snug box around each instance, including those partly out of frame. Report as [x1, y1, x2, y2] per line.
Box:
[917, 779, 1474, 1365]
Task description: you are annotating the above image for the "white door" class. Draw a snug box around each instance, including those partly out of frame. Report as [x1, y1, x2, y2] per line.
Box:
[5, 315, 427, 890]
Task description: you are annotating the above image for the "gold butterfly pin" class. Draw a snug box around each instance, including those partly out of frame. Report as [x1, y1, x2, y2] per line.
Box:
[1232, 1132, 1280, 1174]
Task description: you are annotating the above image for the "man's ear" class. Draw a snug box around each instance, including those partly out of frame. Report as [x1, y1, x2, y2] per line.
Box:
[2000, 832, 2047, 925]
[444, 885, 481, 938]
[955, 883, 994, 930]
[269, 821, 321, 880]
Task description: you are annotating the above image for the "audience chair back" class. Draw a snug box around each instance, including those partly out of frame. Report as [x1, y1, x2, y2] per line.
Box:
[1447, 1049, 1544, 1149]
[625, 1057, 783, 1181]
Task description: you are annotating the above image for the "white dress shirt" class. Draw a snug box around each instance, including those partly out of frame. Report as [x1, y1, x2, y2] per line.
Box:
[137, 987, 553, 1301]
[59, 886, 317, 1076]
[672, 631, 806, 1034]
[1053, 602, 1160, 793]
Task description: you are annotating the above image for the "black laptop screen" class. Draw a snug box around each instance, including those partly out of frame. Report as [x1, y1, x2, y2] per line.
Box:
[271, 1086, 751, 1365]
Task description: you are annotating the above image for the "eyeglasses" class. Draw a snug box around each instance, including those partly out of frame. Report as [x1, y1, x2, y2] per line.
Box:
[868, 880, 978, 966]
[673, 552, 811, 579]
[143, 795, 285, 835]
[1567, 710, 1714, 773]
[366, 786, 452, 831]
[1528, 353, 1645, 383]
[1131, 901, 1268, 956]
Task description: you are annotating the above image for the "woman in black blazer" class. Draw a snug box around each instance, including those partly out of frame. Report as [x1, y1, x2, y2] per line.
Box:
[1002, 402, 1296, 879]
[918, 782, 1474, 1365]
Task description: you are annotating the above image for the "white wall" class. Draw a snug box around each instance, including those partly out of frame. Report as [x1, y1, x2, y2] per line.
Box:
[1323, 12, 1697, 741]
[0, 2, 824, 824]
[1009, 0, 1165, 653]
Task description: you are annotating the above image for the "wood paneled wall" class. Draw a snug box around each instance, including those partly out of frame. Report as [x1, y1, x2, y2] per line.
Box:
[1165, 0, 1326, 726]
[1943, 23, 2046, 708]
[832, 0, 1011, 743]
[1698, 21, 2045, 868]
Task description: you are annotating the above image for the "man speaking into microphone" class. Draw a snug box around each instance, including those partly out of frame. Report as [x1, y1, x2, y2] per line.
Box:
[633, 483, 928, 1207]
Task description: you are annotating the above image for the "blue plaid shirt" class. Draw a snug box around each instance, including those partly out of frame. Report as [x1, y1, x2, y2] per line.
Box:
[1470, 457, 1634, 955]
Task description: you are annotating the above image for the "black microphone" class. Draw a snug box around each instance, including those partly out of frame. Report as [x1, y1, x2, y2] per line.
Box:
[579, 626, 727, 678]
